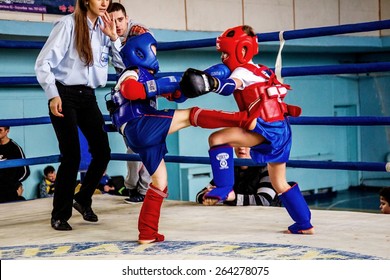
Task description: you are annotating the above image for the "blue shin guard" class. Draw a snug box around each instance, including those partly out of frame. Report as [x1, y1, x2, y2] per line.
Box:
[279, 183, 313, 234]
[205, 145, 234, 201]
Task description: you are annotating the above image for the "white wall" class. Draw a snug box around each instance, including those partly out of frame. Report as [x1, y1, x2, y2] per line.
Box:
[0, 0, 388, 35]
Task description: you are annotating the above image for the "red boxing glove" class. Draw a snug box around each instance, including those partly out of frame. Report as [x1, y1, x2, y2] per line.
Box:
[172, 90, 182, 99]
[120, 78, 147, 100]
[160, 93, 173, 101]
[161, 90, 187, 103]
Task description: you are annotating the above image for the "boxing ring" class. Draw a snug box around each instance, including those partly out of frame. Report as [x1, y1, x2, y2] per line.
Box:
[1, 19, 390, 264]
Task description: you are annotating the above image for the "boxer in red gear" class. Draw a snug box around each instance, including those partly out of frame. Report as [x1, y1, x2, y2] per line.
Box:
[180, 25, 314, 234]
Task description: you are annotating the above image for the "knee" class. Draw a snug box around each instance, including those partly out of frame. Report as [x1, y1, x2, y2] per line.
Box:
[208, 132, 225, 147]
[189, 107, 200, 126]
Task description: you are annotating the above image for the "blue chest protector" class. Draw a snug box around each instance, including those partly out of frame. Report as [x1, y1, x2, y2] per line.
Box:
[109, 67, 157, 132]
[107, 63, 230, 132]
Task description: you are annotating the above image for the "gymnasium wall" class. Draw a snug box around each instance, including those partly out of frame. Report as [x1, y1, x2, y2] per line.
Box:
[0, 0, 389, 200]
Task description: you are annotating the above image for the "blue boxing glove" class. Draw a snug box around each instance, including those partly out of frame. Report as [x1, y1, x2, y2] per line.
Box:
[204, 63, 231, 80]
[144, 75, 182, 98]
[204, 63, 236, 96]
[121, 75, 181, 100]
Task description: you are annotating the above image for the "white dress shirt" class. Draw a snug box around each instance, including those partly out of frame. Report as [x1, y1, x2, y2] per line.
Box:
[35, 13, 121, 100]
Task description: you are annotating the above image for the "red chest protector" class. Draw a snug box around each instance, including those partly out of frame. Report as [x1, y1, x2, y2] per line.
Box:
[233, 64, 301, 122]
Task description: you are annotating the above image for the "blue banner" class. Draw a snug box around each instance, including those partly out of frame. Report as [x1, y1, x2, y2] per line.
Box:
[0, 0, 76, 15]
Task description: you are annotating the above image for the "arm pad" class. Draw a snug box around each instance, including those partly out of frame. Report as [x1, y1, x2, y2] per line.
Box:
[120, 78, 146, 100]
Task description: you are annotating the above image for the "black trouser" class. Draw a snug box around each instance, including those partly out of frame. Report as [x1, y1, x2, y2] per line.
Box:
[50, 82, 111, 221]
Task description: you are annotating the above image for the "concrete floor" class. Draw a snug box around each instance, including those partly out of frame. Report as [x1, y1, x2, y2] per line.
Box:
[0, 194, 389, 260]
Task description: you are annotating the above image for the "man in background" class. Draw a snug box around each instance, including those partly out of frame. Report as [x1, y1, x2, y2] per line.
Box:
[0, 126, 30, 203]
[108, 2, 151, 203]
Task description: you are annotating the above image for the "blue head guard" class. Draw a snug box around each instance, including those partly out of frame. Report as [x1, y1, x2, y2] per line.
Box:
[120, 32, 159, 73]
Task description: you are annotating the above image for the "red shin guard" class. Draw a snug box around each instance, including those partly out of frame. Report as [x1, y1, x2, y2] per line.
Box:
[189, 107, 254, 129]
[138, 184, 168, 243]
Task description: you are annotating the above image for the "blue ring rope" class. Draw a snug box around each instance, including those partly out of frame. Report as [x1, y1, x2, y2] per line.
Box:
[2, 116, 390, 127]
[288, 116, 390, 126]
[158, 19, 390, 50]
[0, 153, 388, 172]
[1, 61, 390, 86]
[0, 19, 389, 50]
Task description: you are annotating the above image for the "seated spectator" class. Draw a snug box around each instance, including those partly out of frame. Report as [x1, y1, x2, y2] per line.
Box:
[196, 147, 281, 207]
[38, 165, 56, 198]
[97, 173, 130, 196]
[0, 126, 30, 203]
[15, 181, 26, 201]
[98, 173, 114, 194]
[379, 187, 390, 214]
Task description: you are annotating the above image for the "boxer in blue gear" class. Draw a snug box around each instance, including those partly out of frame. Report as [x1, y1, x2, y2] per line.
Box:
[108, 32, 233, 244]
[108, 32, 187, 244]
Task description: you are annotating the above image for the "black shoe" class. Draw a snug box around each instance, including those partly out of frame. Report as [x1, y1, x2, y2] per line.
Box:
[51, 218, 72, 231]
[73, 201, 98, 222]
[124, 192, 145, 204]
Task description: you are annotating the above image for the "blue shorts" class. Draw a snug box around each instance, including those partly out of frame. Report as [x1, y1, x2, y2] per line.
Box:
[250, 117, 292, 163]
[123, 109, 175, 175]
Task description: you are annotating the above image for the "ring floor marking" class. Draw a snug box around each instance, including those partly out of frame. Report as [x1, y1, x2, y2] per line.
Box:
[0, 240, 381, 260]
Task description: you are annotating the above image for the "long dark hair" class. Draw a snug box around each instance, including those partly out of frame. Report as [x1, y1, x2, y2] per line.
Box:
[74, 0, 112, 66]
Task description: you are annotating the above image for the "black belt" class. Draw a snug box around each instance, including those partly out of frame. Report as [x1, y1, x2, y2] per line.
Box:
[55, 81, 94, 93]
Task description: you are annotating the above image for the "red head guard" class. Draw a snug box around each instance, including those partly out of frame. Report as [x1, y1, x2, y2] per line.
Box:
[216, 26, 259, 71]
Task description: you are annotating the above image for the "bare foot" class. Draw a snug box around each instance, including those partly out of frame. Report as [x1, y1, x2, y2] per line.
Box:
[285, 227, 315, 235]
[138, 233, 164, 244]
[225, 190, 236, 201]
[138, 239, 156, 244]
[202, 198, 219, 206]
[202, 190, 235, 206]
[201, 186, 217, 206]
